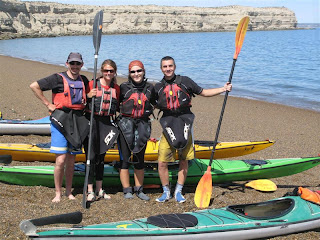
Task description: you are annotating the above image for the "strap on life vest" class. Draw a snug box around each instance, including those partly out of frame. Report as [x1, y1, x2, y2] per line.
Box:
[121, 81, 150, 118]
[96, 80, 117, 116]
[53, 73, 86, 110]
[131, 82, 148, 118]
[157, 75, 192, 115]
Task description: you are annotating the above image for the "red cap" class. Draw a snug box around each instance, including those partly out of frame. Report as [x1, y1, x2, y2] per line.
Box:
[129, 60, 144, 71]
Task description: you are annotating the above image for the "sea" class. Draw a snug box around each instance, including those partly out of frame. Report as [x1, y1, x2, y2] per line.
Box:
[0, 27, 319, 112]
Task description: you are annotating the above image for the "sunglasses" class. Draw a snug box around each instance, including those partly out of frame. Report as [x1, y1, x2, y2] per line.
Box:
[102, 69, 115, 73]
[130, 69, 143, 74]
[69, 61, 82, 66]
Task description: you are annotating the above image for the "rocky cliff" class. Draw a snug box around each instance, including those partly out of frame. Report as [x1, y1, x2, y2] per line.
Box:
[0, 0, 297, 40]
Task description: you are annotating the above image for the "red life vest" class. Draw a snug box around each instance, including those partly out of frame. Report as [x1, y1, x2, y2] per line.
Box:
[157, 75, 191, 112]
[121, 83, 152, 118]
[52, 73, 87, 110]
[87, 80, 118, 116]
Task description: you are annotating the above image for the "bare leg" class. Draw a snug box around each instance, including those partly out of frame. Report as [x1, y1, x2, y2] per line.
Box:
[65, 153, 75, 200]
[87, 183, 95, 201]
[52, 153, 67, 202]
[177, 159, 188, 185]
[156, 161, 171, 202]
[120, 169, 130, 188]
[134, 169, 144, 187]
[88, 184, 94, 193]
[158, 161, 169, 186]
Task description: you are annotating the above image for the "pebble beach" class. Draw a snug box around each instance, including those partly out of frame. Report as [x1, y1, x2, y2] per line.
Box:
[0, 55, 320, 239]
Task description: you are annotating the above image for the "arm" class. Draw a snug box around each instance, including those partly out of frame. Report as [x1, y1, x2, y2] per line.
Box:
[29, 81, 55, 112]
[199, 82, 232, 97]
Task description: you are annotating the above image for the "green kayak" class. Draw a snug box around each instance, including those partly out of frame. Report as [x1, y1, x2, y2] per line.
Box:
[1, 157, 320, 187]
[20, 194, 320, 239]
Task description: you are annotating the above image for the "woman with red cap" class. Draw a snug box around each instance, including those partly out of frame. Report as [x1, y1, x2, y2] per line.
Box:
[117, 60, 156, 200]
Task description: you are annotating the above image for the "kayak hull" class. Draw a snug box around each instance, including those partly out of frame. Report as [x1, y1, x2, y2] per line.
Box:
[1, 157, 320, 188]
[0, 116, 50, 135]
[0, 140, 274, 162]
[20, 196, 320, 239]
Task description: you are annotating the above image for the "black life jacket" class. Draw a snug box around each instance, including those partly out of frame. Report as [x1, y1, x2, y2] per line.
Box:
[120, 82, 153, 118]
[87, 80, 118, 116]
[157, 75, 191, 113]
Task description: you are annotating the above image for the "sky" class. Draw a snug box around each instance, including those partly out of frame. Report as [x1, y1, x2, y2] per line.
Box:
[22, 0, 319, 23]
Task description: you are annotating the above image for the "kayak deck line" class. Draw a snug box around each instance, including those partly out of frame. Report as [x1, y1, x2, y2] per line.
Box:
[22, 200, 295, 234]
[2, 157, 320, 188]
[20, 196, 320, 239]
[0, 140, 275, 163]
[209, 157, 320, 172]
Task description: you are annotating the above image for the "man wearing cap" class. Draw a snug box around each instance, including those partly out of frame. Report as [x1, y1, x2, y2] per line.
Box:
[154, 56, 232, 203]
[30, 52, 89, 203]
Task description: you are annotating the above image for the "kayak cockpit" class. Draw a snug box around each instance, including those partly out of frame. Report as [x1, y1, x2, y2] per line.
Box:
[227, 198, 294, 219]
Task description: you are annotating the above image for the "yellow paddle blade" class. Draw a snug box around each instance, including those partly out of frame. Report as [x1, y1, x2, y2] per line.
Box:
[234, 16, 250, 59]
[194, 166, 212, 208]
[245, 179, 277, 192]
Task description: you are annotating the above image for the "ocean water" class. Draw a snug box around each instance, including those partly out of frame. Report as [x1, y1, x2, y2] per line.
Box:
[0, 28, 319, 112]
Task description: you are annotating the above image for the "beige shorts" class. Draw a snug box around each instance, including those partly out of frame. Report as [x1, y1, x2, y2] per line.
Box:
[158, 133, 195, 162]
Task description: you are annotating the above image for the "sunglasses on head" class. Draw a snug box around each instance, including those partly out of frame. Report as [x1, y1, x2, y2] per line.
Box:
[130, 69, 143, 74]
[102, 69, 115, 73]
[69, 61, 82, 66]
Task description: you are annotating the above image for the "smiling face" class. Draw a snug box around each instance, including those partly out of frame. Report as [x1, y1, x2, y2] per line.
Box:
[66, 61, 83, 77]
[161, 59, 176, 80]
[101, 64, 116, 85]
[129, 65, 144, 84]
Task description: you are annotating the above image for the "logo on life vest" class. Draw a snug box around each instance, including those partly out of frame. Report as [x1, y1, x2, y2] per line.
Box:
[104, 130, 116, 145]
[51, 116, 63, 128]
[165, 127, 176, 142]
[184, 123, 190, 140]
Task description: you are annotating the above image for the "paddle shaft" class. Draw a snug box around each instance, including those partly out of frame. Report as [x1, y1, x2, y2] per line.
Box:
[82, 11, 103, 209]
[208, 58, 237, 166]
[194, 16, 249, 208]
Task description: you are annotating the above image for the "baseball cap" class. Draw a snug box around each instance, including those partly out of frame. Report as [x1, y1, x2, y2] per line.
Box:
[67, 52, 83, 63]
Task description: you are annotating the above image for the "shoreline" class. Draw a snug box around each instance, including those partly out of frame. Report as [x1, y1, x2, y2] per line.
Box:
[1, 54, 318, 114]
[0, 27, 307, 41]
[1, 55, 320, 239]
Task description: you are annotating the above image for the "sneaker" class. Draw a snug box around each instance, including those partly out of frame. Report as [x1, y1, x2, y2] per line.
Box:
[123, 187, 134, 199]
[87, 191, 96, 202]
[134, 186, 150, 201]
[175, 191, 186, 203]
[96, 189, 111, 200]
[136, 191, 150, 201]
[124, 192, 134, 199]
[156, 191, 171, 203]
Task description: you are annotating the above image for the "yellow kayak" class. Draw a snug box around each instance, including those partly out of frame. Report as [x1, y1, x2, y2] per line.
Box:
[0, 139, 274, 162]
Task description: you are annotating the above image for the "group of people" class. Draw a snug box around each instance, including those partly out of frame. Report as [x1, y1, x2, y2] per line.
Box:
[30, 52, 232, 203]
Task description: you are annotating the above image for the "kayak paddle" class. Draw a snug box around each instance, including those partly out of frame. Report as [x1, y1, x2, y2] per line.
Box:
[194, 16, 250, 208]
[82, 10, 104, 209]
[245, 179, 277, 192]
